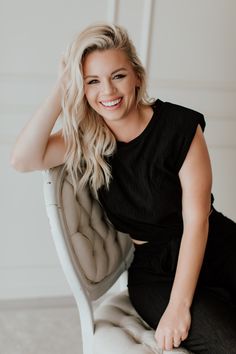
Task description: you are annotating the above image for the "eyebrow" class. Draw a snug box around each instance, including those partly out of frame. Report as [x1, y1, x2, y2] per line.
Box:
[84, 67, 128, 79]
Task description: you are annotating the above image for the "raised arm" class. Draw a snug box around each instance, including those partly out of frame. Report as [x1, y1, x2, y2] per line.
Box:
[155, 125, 212, 350]
[10, 59, 67, 172]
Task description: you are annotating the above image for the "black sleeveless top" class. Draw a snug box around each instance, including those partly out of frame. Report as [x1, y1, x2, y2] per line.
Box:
[98, 99, 214, 244]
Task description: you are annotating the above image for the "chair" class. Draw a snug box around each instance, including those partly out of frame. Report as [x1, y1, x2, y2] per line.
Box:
[43, 165, 190, 354]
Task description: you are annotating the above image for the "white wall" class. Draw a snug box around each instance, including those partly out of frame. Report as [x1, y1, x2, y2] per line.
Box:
[1, 0, 236, 300]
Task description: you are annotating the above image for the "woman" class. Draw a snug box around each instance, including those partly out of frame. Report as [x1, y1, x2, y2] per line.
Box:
[11, 23, 236, 353]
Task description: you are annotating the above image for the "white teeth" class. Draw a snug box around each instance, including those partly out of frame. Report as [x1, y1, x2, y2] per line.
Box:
[101, 98, 121, 107]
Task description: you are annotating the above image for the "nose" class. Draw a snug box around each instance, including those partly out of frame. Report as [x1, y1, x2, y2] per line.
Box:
[102, 79, 116, 95]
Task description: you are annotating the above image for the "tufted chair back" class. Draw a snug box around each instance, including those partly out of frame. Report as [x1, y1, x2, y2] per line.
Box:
[43, 165, 191, 354]
[43, 165, 133, 300]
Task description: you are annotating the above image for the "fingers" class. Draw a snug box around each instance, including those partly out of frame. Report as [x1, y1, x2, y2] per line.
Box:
[165, 335, 175, 351]
[156, 333, 186, 351]
[156, 336, 165, 351]
[181, 330, 188, 341]
[173, 336, 182, 348]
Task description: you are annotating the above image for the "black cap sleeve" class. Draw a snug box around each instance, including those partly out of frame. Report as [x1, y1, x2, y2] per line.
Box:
[165, 103, 206, 173]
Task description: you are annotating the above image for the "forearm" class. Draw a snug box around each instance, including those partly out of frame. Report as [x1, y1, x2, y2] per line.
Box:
[10, 80, 62, 171]
[169, 218, 209, 309]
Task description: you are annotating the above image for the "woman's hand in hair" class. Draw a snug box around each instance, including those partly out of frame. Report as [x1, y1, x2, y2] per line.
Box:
[57, 55, 69, 89]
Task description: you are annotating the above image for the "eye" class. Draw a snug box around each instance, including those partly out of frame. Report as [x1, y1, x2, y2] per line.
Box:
[87, 79, 99, 85]
[113, 74, 126, 80]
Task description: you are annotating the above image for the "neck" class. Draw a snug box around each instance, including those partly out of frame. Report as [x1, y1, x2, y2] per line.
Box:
[105, 104, 153, 143]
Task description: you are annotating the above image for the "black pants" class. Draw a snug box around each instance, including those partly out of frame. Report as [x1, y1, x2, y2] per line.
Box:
[128, 208, 236, 353]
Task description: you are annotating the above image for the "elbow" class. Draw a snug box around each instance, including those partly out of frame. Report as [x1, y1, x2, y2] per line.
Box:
[10, 153, 34, 172]
[183, 215, 209, 237]
[182, 208, 210, 232]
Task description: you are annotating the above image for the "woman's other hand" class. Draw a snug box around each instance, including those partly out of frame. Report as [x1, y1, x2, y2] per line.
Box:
[154, 302, 191, 351]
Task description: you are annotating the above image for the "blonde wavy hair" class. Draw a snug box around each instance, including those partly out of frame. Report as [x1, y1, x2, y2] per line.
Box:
[61, 22, 152, 198]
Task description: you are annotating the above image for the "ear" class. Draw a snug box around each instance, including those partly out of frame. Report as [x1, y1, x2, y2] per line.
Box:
[135, 72, 141, 89]
[135, 86, 140, 100]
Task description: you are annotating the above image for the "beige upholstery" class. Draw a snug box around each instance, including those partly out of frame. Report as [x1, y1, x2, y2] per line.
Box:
[94, 291, 190, 354]
[43, 165, 191, 354]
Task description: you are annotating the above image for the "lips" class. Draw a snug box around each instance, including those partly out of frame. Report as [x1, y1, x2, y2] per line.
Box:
[100, 97, 122, 107]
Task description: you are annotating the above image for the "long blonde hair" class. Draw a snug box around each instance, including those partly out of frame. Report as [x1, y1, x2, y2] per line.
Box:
[61, 23, 152, 198]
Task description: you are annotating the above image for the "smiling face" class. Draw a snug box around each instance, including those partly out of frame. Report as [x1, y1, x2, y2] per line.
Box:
[83, 49, 140, 125]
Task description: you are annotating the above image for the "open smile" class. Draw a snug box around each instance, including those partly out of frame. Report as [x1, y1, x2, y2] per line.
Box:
[100, 97, 123, 108]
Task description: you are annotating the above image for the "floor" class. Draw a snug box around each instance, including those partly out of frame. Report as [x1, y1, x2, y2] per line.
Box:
[0, 297, 82, 354]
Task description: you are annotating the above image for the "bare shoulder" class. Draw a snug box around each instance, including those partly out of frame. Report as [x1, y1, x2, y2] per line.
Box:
[179, 125, 210, 176]
[179, 125, 212, 219]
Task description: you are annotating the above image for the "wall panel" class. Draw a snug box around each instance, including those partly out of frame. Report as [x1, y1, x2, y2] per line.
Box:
[1, 0, 235, 299]
[0, 0, 112, 300]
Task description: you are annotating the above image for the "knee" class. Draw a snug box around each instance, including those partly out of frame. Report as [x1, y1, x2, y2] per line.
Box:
[183, 332, 236, 354]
